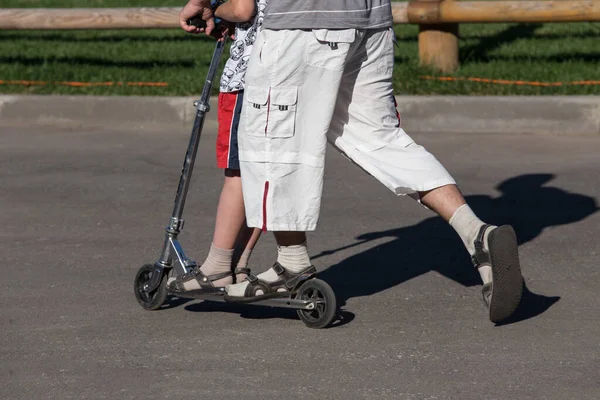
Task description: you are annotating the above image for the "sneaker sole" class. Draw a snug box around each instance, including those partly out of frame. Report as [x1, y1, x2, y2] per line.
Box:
[488, 225, 524, 323]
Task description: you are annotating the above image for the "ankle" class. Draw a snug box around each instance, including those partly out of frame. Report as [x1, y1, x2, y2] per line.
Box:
[449, 204, 485, 255]
[277, 242, 311, 273]
[200, 243, 234, 274]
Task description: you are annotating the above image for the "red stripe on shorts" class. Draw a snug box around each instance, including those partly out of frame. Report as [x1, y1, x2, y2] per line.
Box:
[262, 181, 270, 233]
[216, 91, 239, 169]
[393, 96, 401, 127]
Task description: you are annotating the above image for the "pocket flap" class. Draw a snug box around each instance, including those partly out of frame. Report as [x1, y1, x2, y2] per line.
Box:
[313, 29, 356, 44]
[271, 87, 298, 106]
[245, 86, 270, 106]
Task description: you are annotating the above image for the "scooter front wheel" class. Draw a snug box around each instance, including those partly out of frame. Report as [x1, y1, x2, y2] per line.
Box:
[134, 264, 168, 310]
[295, 279, 337, 329]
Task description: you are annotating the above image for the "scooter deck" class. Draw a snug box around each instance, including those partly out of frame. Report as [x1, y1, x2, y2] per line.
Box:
[169, 289, 315, 310]
[169, 287, 227, 299]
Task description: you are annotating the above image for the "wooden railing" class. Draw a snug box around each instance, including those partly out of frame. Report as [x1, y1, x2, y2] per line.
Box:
[1, 1, 598, 72]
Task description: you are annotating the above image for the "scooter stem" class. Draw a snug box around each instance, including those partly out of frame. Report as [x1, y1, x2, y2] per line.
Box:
[152, 39, 227, 280]
[171, 39, 227, 223]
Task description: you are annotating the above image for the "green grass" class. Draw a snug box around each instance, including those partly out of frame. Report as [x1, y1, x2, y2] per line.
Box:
[0, 0, 599, 95]
[393, 22, 600, 95]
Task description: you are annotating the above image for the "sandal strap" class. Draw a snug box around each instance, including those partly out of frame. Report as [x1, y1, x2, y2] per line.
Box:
[243, 273, 273, 297]
[272, 262, 317, 290]
[188, 268, 232, 282]
[172, 268, 232, 291]
[234, 267, 251, 276]
[472, 224, 492, 268]
[242, 263, 317, 297]
[246, 273, 259, 284]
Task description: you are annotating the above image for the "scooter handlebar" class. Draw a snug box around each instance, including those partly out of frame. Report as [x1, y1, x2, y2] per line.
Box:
[186, 16, 208, 29]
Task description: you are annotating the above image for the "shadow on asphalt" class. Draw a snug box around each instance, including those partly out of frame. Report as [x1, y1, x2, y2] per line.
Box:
[164, 174, 596, 328]
[314, 174, 598, 325]
[181, 299, 356, 328]
[496, 283, 560, 326]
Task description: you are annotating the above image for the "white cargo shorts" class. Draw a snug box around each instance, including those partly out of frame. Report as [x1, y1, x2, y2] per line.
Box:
[238, 28, 455, 231]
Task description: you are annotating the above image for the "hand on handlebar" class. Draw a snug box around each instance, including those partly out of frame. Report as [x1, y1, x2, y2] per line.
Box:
[186, 16, 235, 41]
[179, 0, 215, 35]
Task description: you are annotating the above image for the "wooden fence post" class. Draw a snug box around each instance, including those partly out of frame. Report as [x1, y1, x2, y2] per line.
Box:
[416, 0, 460, 73]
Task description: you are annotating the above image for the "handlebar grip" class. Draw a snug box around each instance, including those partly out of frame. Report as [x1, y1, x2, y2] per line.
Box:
[187, 16, 207, 29]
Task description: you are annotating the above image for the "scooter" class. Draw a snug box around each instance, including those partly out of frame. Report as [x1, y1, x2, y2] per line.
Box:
[133, 18, 337, 329]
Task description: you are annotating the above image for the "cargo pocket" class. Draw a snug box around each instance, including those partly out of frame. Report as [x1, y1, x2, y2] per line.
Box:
[266, 86, 298, 138]
[305, 29, 354, 71]
[244, 85, 270, 136]
[349, 98, 412, 153]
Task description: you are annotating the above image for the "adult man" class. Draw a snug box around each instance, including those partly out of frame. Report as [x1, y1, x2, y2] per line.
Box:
[179, 0, 523, 323]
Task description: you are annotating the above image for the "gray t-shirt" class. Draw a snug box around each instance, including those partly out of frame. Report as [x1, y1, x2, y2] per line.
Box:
[263, 0, 392, 30]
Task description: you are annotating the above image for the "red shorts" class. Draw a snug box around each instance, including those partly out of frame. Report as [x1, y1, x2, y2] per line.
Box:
[216, 90, 244, 170]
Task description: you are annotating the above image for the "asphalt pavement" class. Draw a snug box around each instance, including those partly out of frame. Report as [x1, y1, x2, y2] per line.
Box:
[1, 125, 599, 399]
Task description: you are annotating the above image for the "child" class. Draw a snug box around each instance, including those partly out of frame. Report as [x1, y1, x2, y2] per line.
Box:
[168, 0, 267, 293]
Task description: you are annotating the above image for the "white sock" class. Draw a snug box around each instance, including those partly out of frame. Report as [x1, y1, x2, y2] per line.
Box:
[167, 244, 233, 289]
[202, 244, 234, 275]
[276, 242, 311, 273]
[234, 248, 253, 281]
[226, 242, 312, 296]
[449, 204, 484, 254]
[449, 204, 493, 284]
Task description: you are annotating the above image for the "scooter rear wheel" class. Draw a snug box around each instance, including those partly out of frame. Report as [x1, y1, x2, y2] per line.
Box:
[295, 279, 337, 329]
[134, 264, 168, 310]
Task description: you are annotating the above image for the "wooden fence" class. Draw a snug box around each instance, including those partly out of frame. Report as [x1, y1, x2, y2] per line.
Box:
[1, 1, 598, 72]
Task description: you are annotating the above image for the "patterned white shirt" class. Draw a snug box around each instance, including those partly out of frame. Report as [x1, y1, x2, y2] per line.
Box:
[219, 0, 267, 93]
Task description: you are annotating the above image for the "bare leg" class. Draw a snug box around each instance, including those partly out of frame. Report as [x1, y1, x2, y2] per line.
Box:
[171, 169, 259, 290]
[237, 225, 262, 255]
[232, 224, 262, 281]
[418, 184, 466, 222]
[212, 169, 248, 249]
[273, 231, 306, 246]
[211, 168, 266, 284]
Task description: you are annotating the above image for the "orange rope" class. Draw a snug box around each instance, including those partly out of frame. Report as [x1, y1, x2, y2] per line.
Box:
[420, 76, 600, 87]
[0, 80, 48, 86]
[0, 80, 168, 87]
